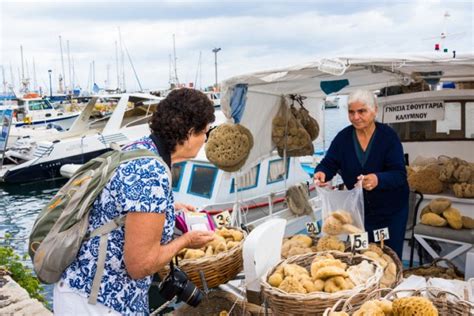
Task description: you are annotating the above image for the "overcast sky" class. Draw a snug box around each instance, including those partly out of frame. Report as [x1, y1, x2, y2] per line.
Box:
[0, 0, 472, 93]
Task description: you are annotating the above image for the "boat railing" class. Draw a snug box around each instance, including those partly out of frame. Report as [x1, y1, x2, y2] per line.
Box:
[202, 183, 320, 217]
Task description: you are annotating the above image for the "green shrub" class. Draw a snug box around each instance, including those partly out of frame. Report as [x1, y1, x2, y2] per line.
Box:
[0, 233, 46, 305]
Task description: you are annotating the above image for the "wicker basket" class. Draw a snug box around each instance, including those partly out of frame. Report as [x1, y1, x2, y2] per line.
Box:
[160, 228, 246, 290]
[343, 244, 403, 289]
[385, 287, 474, 316]
[323, 288, 393, 315]
[403, 258, 464, 280]
[261, 251, 384, 316]
[324, 286, 474, 315]
[175, 290, 267, 316]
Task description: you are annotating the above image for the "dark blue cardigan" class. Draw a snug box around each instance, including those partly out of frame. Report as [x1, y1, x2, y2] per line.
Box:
[315, 122, 409, 220]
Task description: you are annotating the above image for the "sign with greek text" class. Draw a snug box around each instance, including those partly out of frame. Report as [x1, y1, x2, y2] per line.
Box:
[382, 101, 445, 123]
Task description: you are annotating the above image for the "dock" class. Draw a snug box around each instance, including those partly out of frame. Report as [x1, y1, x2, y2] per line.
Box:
[0, 269, 51, 316]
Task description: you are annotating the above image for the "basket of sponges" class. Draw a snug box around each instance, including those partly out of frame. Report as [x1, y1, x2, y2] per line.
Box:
[261, 251, 384, 316]
[160, 227, 246, 289]
[325, 287, 474, 316]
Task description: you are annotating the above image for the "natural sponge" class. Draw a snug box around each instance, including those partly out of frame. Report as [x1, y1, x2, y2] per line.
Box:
[408, 168, 443, 194]
[443, 207, 463, 229]
[205, 123, 253, 172]
[420, 213, 447, 227]
[392, 297, 438, 316]
[316, 235, 345, 252]
[428, 198, 451, 214]
[453, 182, 474, 198]
[462, 216, 474, 229]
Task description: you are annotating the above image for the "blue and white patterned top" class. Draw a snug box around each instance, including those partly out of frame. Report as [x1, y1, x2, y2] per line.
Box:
[61, 136, 175, 315]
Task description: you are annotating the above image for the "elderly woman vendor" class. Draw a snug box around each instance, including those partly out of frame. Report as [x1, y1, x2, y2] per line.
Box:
[314, 89, 409, 258]
[54, 89, 216, 315]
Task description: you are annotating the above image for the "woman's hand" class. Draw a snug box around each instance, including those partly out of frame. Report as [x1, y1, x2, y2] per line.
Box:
[313, 171, 328, 187]
[184, 230, 215, 249]
[175, 202, 196, 212]
[358, 173, 379, 191]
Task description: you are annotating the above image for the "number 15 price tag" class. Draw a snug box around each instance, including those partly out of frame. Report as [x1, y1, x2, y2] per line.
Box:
[373, 227, 390, 242]
[349, 232, 369, 251]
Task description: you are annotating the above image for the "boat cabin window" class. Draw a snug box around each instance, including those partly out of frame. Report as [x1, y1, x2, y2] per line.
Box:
[27, 100, 54, 111]
[387, 101, 473, 141]
[172, 162, 186, 192]
[230, 164, 260, 193]
[267, 158, 290, 184]
[187, 164, 218, 198]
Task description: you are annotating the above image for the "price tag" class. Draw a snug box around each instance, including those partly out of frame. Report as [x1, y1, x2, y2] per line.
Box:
[213, 210, 231, 228]
[373, 227, 390, 242]
[349, 232, 369, 251]
[305, 221, 319, 235]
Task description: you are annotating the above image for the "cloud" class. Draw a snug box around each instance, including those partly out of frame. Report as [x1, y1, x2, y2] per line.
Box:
[1, 0, 472, 92]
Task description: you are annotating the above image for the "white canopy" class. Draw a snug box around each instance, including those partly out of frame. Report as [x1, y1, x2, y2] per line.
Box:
[220, 53, 474, 171]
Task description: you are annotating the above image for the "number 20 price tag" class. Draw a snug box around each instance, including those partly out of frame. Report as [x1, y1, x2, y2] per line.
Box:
[305, 221, 319, 235]
[373, 227, 390, 242]
[349, 232, 369, 251]
[213, 210, 231, 228]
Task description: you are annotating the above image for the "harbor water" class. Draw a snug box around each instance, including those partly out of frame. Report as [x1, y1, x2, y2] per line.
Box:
[0, 106, 350, 305]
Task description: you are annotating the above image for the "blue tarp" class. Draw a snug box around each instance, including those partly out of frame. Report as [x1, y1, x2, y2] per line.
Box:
[320, 79, 349, 95]
[229, 84, 248, 123]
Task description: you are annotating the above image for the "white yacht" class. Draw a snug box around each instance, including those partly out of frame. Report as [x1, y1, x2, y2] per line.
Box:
[0, 93, 162, 184]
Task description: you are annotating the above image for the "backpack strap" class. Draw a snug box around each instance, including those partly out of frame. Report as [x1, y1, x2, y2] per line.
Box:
[87, 216, 126, 305]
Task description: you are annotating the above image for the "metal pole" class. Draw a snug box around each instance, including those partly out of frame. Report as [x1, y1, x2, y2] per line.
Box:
[48, 70, 52, 97]
[212, 47, 221, 90]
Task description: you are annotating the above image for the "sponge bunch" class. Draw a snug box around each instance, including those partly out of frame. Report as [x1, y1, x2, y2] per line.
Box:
[420, 198, 473, 230]
[176, 227, 244, 260]
[322, 210, 363, 236]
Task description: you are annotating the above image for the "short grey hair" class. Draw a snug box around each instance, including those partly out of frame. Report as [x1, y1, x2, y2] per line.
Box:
[347, 90, 378, 112]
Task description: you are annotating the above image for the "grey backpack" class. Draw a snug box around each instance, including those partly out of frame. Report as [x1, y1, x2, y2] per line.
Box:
[28, 149, 171, 304]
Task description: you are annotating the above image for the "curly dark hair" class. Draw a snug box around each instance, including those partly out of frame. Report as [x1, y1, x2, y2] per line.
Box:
[149, 88, 215, 152]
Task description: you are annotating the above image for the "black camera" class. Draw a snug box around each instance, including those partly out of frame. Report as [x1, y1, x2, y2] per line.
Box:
[158, 262, 203, 307]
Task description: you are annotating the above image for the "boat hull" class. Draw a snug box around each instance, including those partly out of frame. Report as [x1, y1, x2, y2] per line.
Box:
[1, 148, 110, 184]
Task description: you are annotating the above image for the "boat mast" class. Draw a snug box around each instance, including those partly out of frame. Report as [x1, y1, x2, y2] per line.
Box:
[67, 40, 72, 94]
[115, 41, 120, 92]
[172, 34, 179, 85]
[32, 58, 37, 92]
[9, 63, 14, 91]
[1, 66, 6, 94]
[59, 35, 66, 94]
[92, 60, 96, 88]
[106, 63, 110, 88]
[20, 45, 25, 84]
[20, 45, 29, 92]
[195, 51, 202, 90]
[72, 56, 77, 92]
[118, 27, 126, 92]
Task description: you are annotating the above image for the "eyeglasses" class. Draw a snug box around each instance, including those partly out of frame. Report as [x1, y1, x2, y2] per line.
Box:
[205, 126, 217, 142]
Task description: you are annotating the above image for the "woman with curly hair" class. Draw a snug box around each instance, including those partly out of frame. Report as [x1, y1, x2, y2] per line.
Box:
[54, 88, 216, 315]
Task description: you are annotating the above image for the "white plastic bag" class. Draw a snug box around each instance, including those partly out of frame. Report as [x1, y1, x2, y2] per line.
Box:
[316, 183, 365, 236]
